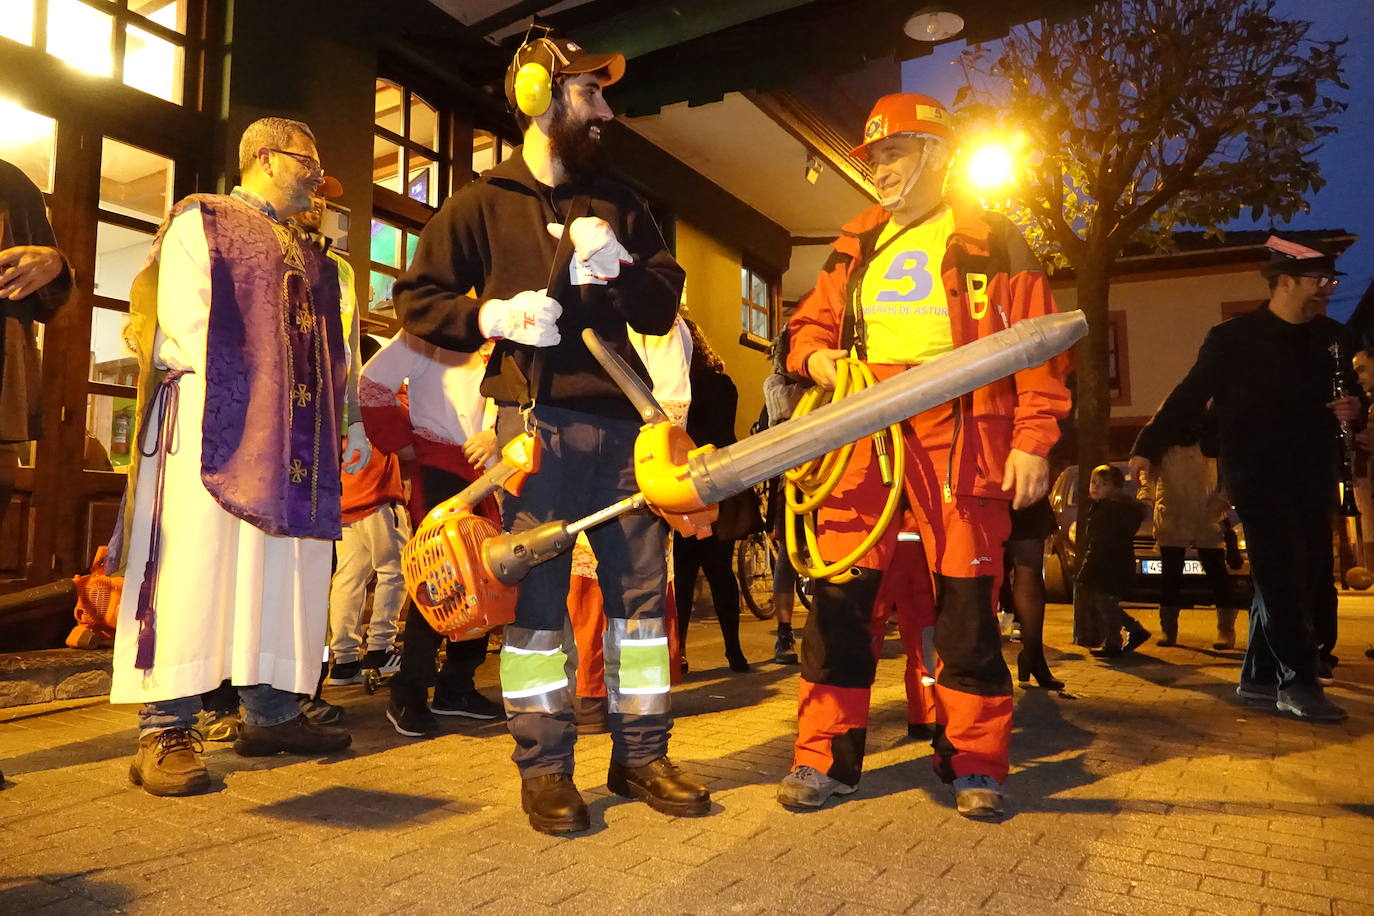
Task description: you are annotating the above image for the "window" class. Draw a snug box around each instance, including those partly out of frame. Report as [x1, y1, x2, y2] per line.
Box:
[367, 217, 423, 314]
[87, 136, 175, 470]
[0, 100, 56, 192]
[740, 264, 777, 345]
[1221, 299, 1265, 320]
[471, 129, 515, 178]
[372, 79, 449, 209]
[1107, 310, 1130, 407]
[17, 0, 193, 104]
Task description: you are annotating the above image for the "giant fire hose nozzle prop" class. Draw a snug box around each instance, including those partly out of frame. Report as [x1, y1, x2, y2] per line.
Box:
[637, 310, 1088, 512]
[401, 310, 1086, 640]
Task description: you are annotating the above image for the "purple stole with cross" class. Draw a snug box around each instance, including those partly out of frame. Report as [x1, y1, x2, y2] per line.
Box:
[196, 193, 346, 539]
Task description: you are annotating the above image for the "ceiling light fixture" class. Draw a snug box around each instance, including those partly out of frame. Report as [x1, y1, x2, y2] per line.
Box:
[904, 5, 965, 42]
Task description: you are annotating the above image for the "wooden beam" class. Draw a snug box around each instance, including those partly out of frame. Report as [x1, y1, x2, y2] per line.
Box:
[745, 90, 875, 202]
[469, 0, 551, 37]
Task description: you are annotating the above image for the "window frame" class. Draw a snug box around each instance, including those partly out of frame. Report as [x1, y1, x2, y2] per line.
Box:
[372, 77, 456, 220]
[18, 0, 206, 108]
[1107, 309, 1131, 407]
[739, 261, 779, 353]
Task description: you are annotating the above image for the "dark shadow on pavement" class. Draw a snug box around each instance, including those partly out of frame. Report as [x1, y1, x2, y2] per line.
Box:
[250, 785, 465, 829]
[0, 872, 134, 912]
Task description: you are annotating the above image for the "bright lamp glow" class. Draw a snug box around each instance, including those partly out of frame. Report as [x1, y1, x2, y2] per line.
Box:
[965, 144, 1015, 190]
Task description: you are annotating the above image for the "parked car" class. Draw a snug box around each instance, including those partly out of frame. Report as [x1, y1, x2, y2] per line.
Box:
[1042, 463, 1252, 607]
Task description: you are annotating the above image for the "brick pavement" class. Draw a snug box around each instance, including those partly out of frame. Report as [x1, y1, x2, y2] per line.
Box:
[3, 598, 1374, 915]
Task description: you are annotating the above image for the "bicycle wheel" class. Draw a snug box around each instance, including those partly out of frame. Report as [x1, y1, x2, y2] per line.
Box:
[736, 532, 777, 620]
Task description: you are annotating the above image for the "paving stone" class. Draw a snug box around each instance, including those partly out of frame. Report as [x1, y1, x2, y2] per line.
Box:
[2, 601, 1374, 912]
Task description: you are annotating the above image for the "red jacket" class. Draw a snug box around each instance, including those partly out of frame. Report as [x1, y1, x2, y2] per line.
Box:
[788, 194, 1071, 501]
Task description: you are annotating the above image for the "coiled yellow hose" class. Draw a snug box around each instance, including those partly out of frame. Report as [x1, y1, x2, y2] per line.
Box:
[783, 358, 905, 581]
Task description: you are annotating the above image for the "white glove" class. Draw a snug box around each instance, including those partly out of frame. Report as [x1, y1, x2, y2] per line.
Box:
[478, 289, 562, 347]
[342, 421, 372, 474]
[547, 218, 632, 286]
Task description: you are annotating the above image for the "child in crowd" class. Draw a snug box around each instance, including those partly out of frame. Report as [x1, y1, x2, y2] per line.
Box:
[1077, 464, 1151, 658]
[325, 334, 408, 687]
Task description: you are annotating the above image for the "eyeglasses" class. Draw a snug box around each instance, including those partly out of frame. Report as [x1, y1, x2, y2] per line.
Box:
[1299, 274, 1339, 288]
[264, 148, 323, 177]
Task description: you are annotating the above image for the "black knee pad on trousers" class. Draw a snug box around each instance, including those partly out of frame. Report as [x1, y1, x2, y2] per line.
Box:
[800, 567, 884, 689]
[933, 575, 1012, 696]
[829, 727, 868, 787]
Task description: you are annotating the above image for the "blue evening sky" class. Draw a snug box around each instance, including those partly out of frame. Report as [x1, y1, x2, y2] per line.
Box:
[901, 0, 1372, 319]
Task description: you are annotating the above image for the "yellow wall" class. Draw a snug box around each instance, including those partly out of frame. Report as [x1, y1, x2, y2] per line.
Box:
[1053, 267, 1270, 422]
[675, 219, 773, 439]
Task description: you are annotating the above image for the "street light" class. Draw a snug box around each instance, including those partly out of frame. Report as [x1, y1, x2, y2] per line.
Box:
[964, 142, 1015, 191]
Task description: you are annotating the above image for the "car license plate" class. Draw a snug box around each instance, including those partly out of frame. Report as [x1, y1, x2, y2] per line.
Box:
[1139, 559, 1204, 575]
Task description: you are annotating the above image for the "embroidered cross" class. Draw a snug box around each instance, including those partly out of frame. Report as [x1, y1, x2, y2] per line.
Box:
[289, 459, 308, 483]
[296, 305, 315, 332]
[293, 383, 312, 407]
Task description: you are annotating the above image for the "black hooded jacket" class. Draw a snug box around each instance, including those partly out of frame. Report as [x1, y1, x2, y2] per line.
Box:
[394, 150, 683, 421]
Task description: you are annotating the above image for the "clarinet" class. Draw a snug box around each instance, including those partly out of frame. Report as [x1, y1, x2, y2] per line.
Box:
[1330, 339, 1361, 518]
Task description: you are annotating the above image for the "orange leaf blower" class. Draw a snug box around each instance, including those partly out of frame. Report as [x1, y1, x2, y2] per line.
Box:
[401, 313, 1088, 640]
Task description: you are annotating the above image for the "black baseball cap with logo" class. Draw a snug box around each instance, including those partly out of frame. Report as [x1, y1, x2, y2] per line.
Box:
[503, 35, 626, 110]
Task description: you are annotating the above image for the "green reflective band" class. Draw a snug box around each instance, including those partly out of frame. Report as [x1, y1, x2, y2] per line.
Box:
[616, 637, 670, 694]
[500, 646, 569, 698]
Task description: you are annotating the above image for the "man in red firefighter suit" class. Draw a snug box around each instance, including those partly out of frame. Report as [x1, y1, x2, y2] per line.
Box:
[780, 93, 1071, 818]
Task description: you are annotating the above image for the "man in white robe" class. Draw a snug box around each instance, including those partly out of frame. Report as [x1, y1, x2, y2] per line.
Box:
[111, 118, 370, 797]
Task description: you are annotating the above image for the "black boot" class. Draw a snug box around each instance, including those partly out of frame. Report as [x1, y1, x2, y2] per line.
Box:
[607, 757, 711, 816]
[521, 773, 590, 835]
[773, 624, 799, 664]
[1157, 607, 1180, 646]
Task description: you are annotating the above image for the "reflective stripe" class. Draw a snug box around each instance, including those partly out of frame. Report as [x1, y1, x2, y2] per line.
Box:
[605, 616, 671, 715]
[618, 640, 670, 693]
[503, 678, 570, 699]
[500, 645, 570, 697]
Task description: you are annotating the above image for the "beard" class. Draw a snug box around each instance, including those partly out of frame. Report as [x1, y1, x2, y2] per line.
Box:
[549, 102, 606, 178]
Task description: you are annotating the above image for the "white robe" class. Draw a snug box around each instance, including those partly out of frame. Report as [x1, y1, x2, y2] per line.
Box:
[110, 204, 332, 704]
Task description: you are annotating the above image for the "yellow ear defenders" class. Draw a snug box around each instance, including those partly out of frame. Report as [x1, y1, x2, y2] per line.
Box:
[509, 38, 559, 118]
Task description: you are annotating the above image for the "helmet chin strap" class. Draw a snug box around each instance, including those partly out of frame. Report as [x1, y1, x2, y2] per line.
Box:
[878, 140, 940, 211]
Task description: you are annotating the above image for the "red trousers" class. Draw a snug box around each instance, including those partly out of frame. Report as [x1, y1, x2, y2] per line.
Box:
[795, 405, 1013, 785]
[875, 536, 938, 729]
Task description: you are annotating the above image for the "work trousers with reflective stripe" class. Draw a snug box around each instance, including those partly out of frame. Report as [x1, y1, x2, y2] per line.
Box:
[497, 405, 672, 778]
[795, 405, 1013, 786]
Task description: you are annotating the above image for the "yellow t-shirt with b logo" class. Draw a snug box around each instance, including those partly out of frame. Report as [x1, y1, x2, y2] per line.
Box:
[858, 208, 955, 365]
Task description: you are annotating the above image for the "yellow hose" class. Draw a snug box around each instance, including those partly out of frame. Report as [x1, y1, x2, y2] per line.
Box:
[783, 358, 905, 581]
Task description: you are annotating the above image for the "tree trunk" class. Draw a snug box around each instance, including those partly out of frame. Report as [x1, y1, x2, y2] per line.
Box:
[1074, 257, 1113, 511]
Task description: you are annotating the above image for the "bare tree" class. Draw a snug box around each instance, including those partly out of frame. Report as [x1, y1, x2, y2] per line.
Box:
[956, 0, 1346, 500]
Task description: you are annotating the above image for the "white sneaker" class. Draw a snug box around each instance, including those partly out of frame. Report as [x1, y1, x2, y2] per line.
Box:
[776, 765, 857, 809]
[953, 773, 1004, 818]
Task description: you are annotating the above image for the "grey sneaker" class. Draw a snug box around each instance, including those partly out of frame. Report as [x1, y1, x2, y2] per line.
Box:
[299, 695, 345, 726]
[776, 765, 856, 809]
[953, 773, 1004, 819]
[1276, 684, 1347, 722]
[1236, 680, 1277, 702]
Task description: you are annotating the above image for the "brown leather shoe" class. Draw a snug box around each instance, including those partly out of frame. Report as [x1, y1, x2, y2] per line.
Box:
[607, 756, 710, 816]
[232, 714, 351, 757]
[521, 773, 590, 835]
[129, 728, 211, 797]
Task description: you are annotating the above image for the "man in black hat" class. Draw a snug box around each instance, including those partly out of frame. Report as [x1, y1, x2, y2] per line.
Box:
[394, 32, 708, 834]
[1129, 237, 1354, 721]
